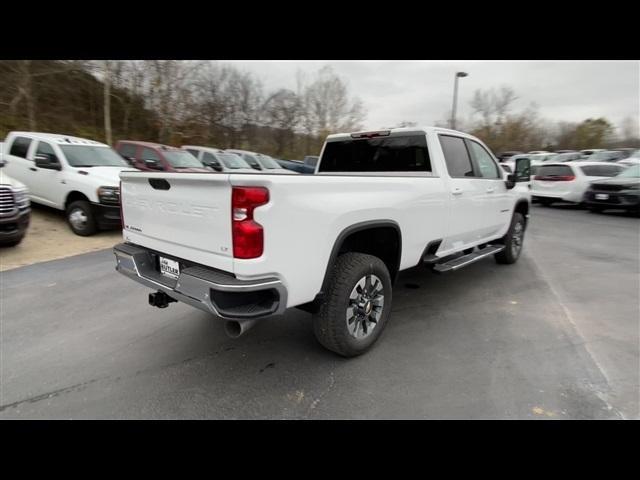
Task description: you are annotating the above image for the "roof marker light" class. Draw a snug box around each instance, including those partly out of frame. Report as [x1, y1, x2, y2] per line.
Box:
[350, 130, 391, 139]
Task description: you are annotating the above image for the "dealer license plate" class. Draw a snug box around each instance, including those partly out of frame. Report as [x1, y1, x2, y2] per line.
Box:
[595, 193, 609, 200]
[159, 256, 180, 279]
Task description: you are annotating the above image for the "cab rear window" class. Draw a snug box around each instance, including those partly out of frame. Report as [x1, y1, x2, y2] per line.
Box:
[318, 135, 431, 173]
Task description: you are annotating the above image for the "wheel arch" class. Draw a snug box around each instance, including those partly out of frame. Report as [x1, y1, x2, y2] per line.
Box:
[65, 191, 90, 210]
[321, 220, 402, 292]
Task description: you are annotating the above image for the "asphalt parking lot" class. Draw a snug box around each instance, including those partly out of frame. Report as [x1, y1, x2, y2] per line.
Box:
[0, 205, 638, 419]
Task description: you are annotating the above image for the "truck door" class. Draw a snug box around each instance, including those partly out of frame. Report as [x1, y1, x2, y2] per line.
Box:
[29, 140, 67, 208]
[464, 138, 510, 239]
[3, 135, 34, 189]
[437, 134, 486, 251]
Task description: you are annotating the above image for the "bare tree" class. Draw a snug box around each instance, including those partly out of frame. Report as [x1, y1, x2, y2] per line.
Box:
[103, 60, 112, 145]
[221, 68, 263, 148]
[263, 89, 300, 155]
[143, 60, 203, 144]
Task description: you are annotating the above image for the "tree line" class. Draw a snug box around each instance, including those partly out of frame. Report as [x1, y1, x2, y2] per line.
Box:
[0, 61, 365, 160]
[435, 86, 639, 153]
[1, 62, 637, 159]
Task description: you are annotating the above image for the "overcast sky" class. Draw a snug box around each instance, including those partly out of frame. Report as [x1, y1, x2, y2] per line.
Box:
[227, 60, 639, 132]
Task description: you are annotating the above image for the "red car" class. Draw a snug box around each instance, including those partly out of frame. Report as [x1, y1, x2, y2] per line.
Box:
[115, 141, 210, 173]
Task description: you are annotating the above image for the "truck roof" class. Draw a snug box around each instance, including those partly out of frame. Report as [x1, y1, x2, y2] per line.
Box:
[7, 131, 109, 147]
[182, 145, 226, 154]
[325, 126, 473, 141]
[117, 140, 181, 150]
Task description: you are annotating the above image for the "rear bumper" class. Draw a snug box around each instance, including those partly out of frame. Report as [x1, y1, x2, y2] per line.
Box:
[532, 191, 580, 202]
[0, 208, 30, 244]
[583, 190, 640, 209]
[113, 243, 287, 320]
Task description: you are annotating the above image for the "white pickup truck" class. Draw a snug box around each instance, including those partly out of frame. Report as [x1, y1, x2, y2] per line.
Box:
[114, 127, 531, 357]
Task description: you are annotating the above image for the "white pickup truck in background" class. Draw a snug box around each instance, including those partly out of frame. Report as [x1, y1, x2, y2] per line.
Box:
[114, 127, 531, 357]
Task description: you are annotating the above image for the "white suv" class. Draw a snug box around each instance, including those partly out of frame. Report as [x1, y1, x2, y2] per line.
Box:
[2, 132, 137, 236]
[531, 161, 626, 205]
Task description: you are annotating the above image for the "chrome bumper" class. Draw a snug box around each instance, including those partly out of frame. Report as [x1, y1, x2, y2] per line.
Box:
[113, 243, 287, 319]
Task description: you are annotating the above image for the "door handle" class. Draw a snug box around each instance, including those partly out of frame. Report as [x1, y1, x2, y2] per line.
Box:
[29, 167, 37, 172]
[486, 187, 495, 193]
[452, 188, 463, 196]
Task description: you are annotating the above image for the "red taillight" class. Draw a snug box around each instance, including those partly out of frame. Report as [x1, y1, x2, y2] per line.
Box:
[232, 186, 269, 259]
[119, 180, 124, 228]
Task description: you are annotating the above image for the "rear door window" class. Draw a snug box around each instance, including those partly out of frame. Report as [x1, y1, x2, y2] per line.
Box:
[438, 135, 474, 178]
[202, 152, 220, 167]
[185, 149, 201, 159]
[141, 148, 161, 162]
[9, 136, 32, 159]
[318, 134, 431, 173]
[118, 143, 137, 160]
[580, 165, 624, 177]
[536, 165, 573, 177]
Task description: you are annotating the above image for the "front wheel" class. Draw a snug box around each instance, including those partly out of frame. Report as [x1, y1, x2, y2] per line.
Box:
[66, 200, 98, 236]
[312, 253, 392, 357]
[495, 212, 526, 264]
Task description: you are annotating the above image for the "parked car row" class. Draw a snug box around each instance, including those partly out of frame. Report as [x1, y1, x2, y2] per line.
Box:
[500, 148, 640, 174]
[0, 130, 317, 239]
[530, 161, 639, 214]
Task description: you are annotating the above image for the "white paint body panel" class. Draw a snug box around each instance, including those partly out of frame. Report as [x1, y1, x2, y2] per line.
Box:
[119, 127, 531, 309]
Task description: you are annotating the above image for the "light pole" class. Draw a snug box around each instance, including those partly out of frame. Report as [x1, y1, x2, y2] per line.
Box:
[451, 71, 468, 130]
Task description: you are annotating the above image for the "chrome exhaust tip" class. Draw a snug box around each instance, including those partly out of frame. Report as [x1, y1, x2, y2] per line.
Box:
[224, 318, 258, 338]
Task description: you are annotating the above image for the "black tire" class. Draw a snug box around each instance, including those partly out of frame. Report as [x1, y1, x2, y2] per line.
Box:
[495, 212, 526, 265]
[66, 200, 98, 236]
[0, 236, 24, 247]
[312, 253, 392, 357]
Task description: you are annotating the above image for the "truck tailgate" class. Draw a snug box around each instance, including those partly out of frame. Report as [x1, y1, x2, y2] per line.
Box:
[119, 171, 234, 272]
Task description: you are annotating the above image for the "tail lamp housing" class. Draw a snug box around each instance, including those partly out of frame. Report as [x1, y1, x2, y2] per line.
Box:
[232, 186, 269, 259]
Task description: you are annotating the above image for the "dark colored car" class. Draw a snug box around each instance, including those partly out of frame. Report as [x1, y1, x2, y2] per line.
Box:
[583, 164, 640, 214]
[276, 158, 315, 173]
[115, 141, 209, 173]
[303, 155, 319, 167]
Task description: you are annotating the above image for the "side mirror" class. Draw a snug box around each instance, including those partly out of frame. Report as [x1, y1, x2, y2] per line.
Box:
[35, 154, 62, 170]
[506, 157, 530, 189]
[210, 163, 223, 172]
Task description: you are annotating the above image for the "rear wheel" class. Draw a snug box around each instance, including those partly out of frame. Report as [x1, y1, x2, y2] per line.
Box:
[313, 253, 392, 357]
[66, 200, 98, 236]
[495, 212, 525, 265]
